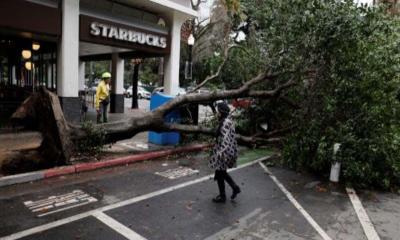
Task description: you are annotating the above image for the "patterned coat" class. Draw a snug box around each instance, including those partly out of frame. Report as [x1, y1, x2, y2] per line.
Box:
[209, 117, 238, 170]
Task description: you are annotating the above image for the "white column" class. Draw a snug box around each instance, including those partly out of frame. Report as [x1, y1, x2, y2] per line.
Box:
[79, 61, 85, 90]
[12, 66, 17, 85]
[57, 0, 79, 97]
[164, 11, 186, 95]
[111, 53, 124, 94]
[47, 64, 52, 88]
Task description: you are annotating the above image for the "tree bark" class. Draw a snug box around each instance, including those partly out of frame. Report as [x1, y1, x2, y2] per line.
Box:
[9, 87, 74, 165]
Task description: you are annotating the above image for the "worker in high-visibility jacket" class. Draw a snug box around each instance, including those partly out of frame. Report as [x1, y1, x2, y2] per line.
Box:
[95, 72, 111, 123]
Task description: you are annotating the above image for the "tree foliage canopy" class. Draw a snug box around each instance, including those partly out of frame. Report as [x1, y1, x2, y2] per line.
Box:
[200, 0, 400, 189]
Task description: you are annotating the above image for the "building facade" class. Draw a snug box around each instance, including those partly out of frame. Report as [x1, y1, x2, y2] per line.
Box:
[0, 0, 196, 122]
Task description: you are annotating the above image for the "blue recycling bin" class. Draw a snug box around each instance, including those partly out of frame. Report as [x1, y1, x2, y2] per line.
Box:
[148, 92, 180, 145]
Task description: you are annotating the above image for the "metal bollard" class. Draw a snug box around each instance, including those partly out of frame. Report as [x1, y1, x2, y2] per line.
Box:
[329, 143, 341, 183]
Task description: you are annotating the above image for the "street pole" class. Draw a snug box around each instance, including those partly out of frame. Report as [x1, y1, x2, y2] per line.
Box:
[131, 62, 140, 109]
[186, 34, 194, 84]
[189, 44, 192, 83]
[186, 33, 197, 125]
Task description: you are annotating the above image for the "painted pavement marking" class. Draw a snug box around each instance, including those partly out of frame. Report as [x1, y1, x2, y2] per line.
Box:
[155, 166, 199, 179]
[1, 156, 271, 240]
[203, 208, 264, 240]
[346, 187, 381, 240]
[93, 211, 147, 240]
[23, 190, 98, 217]
[259, 162, 333, 240]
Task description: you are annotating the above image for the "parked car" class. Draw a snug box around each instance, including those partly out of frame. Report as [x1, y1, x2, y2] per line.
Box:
[138, 87, 151, 99]
[124, 86, 151, 99]
[185, 86, 211, 94]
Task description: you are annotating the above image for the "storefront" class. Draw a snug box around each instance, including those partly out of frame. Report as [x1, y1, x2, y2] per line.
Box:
[0, 0, 196, 123]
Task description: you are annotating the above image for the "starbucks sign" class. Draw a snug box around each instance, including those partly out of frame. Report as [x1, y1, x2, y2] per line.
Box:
[90, 22, 167, 49]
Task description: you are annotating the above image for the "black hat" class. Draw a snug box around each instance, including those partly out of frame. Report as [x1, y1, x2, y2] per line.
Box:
[217, 102, 230, 116]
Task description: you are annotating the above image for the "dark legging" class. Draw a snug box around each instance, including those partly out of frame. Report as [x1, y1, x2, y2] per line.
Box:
[214, 170, 239, 197]
[97, 101, 109, 123]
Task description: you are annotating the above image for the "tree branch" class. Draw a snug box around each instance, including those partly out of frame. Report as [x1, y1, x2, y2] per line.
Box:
[264, 126, 296, 138]
[159, 71, 275, 116]
[158, 123, 215, 135]
[188, 44, 238, 94]
[236, 135, 283, 146]
[159, 123, 285, 147]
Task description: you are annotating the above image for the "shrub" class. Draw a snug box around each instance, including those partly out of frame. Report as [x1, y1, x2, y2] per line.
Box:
[76, 121, 106, 155]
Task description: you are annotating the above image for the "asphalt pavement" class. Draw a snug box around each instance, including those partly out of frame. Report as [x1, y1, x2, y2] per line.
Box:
[0, 152, 399, 240]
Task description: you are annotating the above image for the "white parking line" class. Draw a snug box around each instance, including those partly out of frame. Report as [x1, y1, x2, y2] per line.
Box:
[0, 156, 271, 240]
[346, 187, 381, 240]
[93, 211, 147, 240]
[37, 200, 96, 217]
[259, 162, 332, 240]
[204, 208, 264, 240]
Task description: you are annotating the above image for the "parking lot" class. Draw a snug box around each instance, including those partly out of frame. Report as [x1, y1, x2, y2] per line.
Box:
[1, 154, 399, 240]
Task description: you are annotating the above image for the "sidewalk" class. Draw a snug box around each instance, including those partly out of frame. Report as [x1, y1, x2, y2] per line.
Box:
[0, 143, 212, 188]
[79, 101, 168, 155]
[0, 99, 223, 187]
[0, 101, 215, 187]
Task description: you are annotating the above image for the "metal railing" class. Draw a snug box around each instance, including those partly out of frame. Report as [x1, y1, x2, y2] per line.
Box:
[79, 90, 95, 109]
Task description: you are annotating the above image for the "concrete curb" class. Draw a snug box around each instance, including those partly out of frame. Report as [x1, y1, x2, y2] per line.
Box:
[0, 143, 211, 188]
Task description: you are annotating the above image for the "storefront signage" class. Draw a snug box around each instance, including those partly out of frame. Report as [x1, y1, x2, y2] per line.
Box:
[80, 15, 170, 55]
[90, 22, 167, 49]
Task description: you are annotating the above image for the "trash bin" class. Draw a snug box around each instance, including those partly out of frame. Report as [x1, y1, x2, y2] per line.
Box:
[148, 92, 180, 145]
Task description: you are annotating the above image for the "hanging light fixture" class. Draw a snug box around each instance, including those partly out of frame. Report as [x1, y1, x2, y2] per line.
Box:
[22, 50, 32, 59]
[157, 18, 166, 27]
[187, 34, 195, 46]
[25, 61, 33, 71]
[32, 42, 40, 51]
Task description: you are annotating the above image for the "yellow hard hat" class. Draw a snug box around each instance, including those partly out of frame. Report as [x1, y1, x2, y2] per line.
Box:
[102, 72, 111, 79]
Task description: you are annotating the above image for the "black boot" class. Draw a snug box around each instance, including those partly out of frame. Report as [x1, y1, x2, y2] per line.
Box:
[212, 195, 226, 203]
[213, 174, 226, 203]
[225, 173, 241, 200]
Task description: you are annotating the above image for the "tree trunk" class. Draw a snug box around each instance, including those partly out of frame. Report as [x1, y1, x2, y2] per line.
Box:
[158, 57, 164, 87]
[131, 64, 139, 109]
[9, 87, 74, 166]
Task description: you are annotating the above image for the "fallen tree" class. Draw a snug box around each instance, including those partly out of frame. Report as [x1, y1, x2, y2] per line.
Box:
[1, 69, 297, 169]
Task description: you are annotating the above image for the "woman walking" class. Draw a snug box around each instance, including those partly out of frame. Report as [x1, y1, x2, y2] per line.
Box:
[209, 102, 241, 203]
